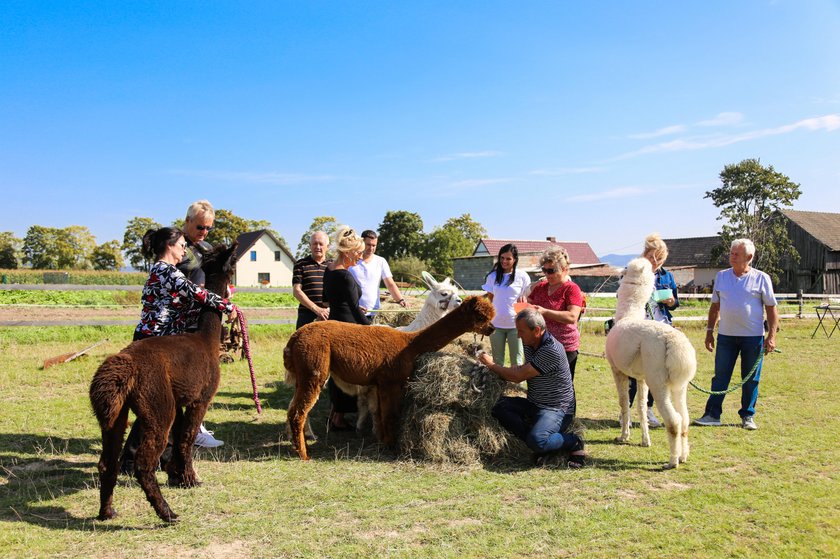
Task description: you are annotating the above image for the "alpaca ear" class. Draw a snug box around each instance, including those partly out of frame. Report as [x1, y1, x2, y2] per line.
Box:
[225, 242, 239, 268]
[421, 271, 437, 290]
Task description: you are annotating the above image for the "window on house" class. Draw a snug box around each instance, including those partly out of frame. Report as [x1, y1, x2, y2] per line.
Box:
[250, 250, 257, 261]
[258, 273, 270, 285]
[274, 251, 282, 261]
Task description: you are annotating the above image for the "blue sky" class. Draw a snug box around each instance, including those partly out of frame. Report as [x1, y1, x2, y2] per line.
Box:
[2, 1, 839, 257]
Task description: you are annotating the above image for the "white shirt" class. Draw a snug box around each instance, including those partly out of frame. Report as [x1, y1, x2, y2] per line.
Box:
[349, 254, 392, 313]
[712, 267, 777, 337]
[482, 270, 531, 329]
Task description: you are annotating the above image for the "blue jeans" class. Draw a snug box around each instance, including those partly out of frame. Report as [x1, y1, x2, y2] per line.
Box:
[490, 327, 524, 366]
[492, 397, 579, 454]
[703, 334, 764, 420]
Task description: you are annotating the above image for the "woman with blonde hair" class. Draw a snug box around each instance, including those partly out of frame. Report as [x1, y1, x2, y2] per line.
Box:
[527, 245, 584, 382]
[322, 225, 369, 429]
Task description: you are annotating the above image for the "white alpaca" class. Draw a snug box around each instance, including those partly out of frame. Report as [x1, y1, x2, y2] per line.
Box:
[604, 257, 697, 469]
[335, 272, 462, 432]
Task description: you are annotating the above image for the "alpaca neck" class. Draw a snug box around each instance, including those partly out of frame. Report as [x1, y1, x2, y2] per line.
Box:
[401, 300, 443, 333]
[615, 305, 647, 323]
[406, 306, 473, 355]
[196, 308, 224, 341]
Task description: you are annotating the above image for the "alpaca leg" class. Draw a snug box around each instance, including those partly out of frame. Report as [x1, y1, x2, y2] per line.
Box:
[367, 387, 379, 437]
[169, 402, 208, 488]
[673, 385, 690, 463]
[612, 370, 632, 443]
[651, 383, 681, 469]
[375, 383, 404, 448]
[134, 404, 178, 522]
[97, 406, 129, 520]
[637, 380, 651, 448]
[288, 373, 325, 460]
[355, 387, 370, 432]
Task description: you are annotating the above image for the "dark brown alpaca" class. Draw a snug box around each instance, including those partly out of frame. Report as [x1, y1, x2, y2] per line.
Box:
[89, 243, 237, 523]
[283, 295, 495, 460]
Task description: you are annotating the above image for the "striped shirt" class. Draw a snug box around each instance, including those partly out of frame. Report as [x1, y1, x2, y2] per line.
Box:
[292, 256, 330, 310]
[525, 331, 576, 414]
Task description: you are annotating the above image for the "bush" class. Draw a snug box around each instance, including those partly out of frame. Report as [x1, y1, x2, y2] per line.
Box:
[0, 268, 146, 285]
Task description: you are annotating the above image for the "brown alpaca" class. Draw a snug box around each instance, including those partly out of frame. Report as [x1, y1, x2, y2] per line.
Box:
[284, 295, 496, 460]
[89, 243, 237, 523]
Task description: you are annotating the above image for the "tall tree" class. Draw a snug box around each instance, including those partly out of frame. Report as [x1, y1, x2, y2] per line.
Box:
[23, 226, 60, 269]
[57, 225, 96, 269]
[0, 232, 20, 269]
[92, 240, 125, 271]
[296, 216, 339, 259]
[22, 225, 96, 269]
[705, 158, 801, 283]
[423, 213, 488, 277]
[376, 210, 426, 261]
[123, 217, 162, 272]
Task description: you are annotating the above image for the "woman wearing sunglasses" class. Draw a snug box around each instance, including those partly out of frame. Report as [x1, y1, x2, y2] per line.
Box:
[527, 245, 584, 383]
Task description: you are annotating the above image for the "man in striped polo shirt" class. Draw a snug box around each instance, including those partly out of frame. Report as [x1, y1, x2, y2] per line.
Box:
[478, 307, 586, 467]
[292, 231, 331, 329]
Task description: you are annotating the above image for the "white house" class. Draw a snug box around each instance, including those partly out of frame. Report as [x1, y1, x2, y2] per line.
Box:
[233, 230, 295, 287]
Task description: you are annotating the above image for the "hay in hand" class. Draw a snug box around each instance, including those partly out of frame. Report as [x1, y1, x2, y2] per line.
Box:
[398, 351, 530, 468]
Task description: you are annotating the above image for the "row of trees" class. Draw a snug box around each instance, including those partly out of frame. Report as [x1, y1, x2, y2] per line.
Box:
[1, 209, 289, 272]
[1, 159, 803, 282]
[295, 211, 487, 279]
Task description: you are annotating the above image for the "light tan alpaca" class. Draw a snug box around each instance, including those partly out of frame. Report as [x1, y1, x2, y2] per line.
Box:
[283, 295, 495, 460]
[604, 257, 697, 469]
[348, 271, 463, 432]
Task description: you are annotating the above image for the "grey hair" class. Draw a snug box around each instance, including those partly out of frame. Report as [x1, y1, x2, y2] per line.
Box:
[731, 238, 755, 259]
[185, 199, 215, 221]
[310, 230, 329, 244]
[515, 307, 546, 330]
[540, 245, 571, 271]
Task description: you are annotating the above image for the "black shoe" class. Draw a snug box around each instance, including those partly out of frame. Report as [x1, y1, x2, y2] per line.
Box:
[120, 460, 135, 476]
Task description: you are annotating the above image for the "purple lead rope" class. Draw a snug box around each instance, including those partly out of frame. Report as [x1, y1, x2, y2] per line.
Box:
[234, 305, 262, 415]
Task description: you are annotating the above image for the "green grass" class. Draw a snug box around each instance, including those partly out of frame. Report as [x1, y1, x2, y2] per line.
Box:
[0, 320, 838, 558]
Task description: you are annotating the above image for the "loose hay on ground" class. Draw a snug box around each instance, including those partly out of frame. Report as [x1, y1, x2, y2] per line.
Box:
[399, 351, 530, 468]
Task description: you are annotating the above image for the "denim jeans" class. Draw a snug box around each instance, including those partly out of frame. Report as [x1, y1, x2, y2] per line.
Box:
[489, 327, 524, 366]
[492, 397, 578, 454]
[703, 334, 764, 420]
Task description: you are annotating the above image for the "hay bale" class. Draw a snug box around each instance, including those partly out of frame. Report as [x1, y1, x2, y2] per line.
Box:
[398, 351, 530, 467]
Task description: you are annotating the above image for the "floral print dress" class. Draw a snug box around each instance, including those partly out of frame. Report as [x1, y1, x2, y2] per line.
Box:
[135, 261, 232, 338]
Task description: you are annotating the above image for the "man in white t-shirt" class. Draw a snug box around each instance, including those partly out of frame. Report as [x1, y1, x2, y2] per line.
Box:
[694, 238, 778, 431]
[349, 230, 407, 318]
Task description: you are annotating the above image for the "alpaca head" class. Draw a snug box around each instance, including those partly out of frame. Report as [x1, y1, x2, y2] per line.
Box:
[421, 271, 462, 314]
[614, 257, 654, 322]
[458, 295, 496, 336]
[201, 242, 239, 294]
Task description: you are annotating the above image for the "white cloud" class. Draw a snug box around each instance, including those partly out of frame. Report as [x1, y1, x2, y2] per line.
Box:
[627, 124, 686, 140]
[167, 170, 336, 185]
[567, 187, 645, 202]
[433, 151, 504, 162]
[529, 167, 605, 176]
[449, 178, 515, 188]
[615, 114, 840, 159]
[696, 111, 744, 127]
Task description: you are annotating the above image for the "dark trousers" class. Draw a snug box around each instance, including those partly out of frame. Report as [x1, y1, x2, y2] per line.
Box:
[628, 378, 655, 408]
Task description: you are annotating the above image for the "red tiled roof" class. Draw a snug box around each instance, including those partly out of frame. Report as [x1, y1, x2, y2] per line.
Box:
[475, 239, 601, 266]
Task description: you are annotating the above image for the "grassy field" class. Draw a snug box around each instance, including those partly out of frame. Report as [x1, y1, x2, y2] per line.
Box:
[0, 319, 838, 558]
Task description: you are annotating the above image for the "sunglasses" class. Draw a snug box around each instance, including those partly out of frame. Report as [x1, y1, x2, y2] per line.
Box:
[343, 228, 355, 238]
[541, 267, 557, 274]
[195, 225, 213, 231]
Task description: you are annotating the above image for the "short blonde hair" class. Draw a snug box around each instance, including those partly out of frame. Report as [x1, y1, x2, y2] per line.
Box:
[333, 225, 364, 257]
[186, 199, 215, 221]
[540, 245, 570, 271]
[642, 233, 668, 267]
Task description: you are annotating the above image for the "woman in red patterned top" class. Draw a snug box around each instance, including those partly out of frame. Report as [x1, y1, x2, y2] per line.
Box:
[527, 246, 584, 382]
[135, 227, 234, 339]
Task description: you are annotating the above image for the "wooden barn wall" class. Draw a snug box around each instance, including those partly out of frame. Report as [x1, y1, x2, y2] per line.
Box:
[782, 221, 829, 293]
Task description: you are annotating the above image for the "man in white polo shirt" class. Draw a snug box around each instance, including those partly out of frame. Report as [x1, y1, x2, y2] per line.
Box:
[349, 230, 407, 319]
[694, 238, 778, 431]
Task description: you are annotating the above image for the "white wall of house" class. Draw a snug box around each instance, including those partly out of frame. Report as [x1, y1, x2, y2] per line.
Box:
[235, 235, 294, 287]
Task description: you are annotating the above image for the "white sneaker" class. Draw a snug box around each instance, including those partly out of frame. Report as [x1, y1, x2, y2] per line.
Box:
[194, 425, 224, 448]
[742, 416, 758, 430]
[693, 415, 722, 427]
[647, 408, 662, 428]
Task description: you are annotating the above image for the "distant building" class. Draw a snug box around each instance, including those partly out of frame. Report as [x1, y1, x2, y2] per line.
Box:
[777, 209, 840, 294]
[661, 236, 728, 290]
[233, 230, 295, 287]
[453, 237, 610, 291]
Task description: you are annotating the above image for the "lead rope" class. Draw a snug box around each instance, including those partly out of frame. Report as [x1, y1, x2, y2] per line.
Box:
[233, 305, 262, 414]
